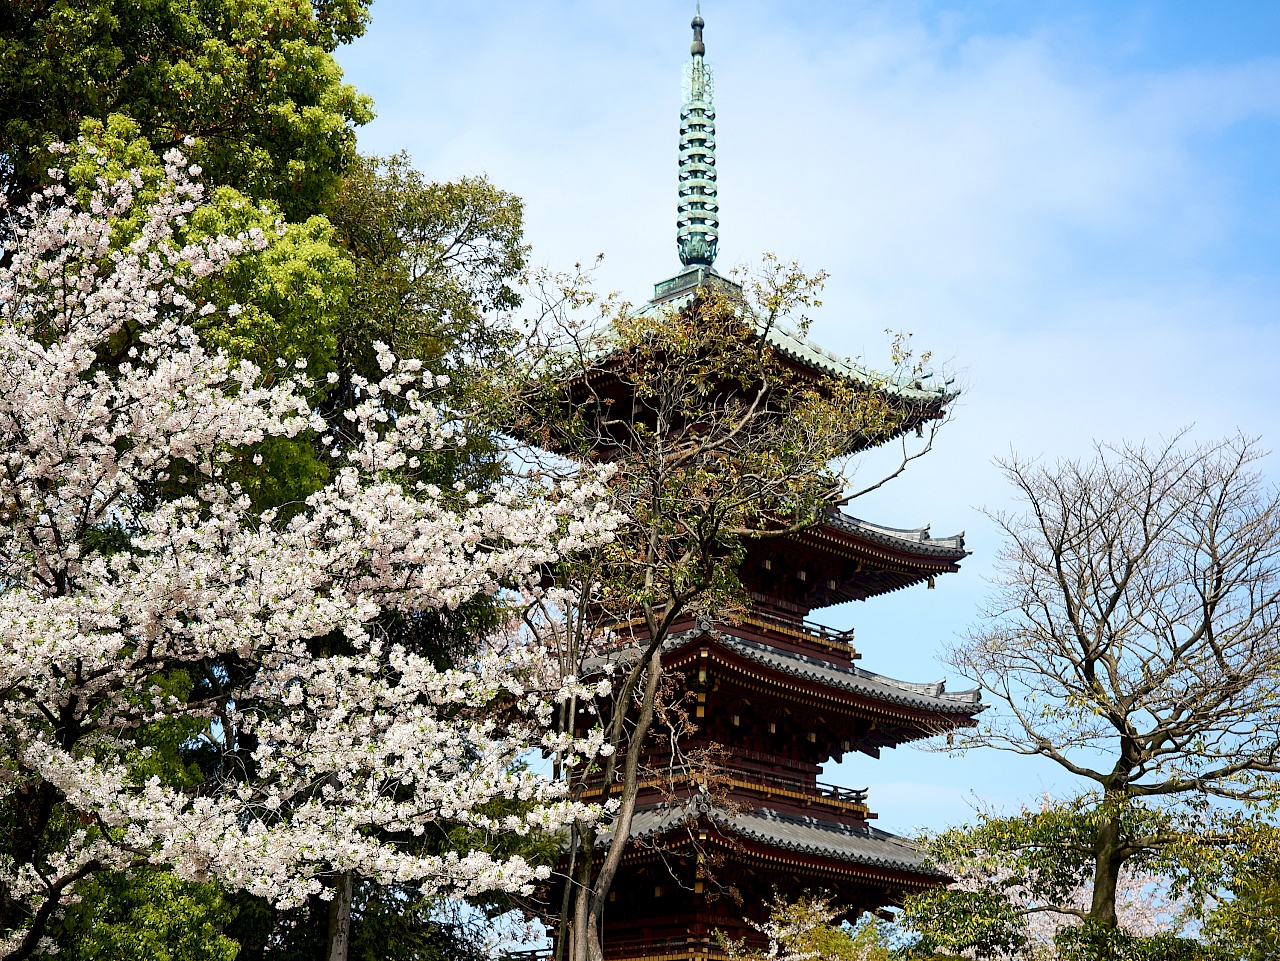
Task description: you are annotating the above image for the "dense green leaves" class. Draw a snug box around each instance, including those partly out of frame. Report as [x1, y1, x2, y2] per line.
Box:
[1052, 922, 1208, 961]
[1, 0, 373, 219]
[898, 797, 1280, 960]
[326, 154, 525, 389]
[899, 885, 1030, 959]
[56, 872, 239, 961]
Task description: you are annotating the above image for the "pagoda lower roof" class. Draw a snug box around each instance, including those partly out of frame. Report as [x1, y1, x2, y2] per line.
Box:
[707, 633, 981, 716]
[610, 798, 942, 881]
[782, 510, 968, 604]
[590, 628, 982, 719]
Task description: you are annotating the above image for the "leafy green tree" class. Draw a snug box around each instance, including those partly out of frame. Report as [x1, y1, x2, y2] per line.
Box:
[55, 872, 239, 961]
[898, 796, 1280, 959]
[0, 0, 373, 220]
[899, 799, 1207, 958]
[324, 153, 525, 402]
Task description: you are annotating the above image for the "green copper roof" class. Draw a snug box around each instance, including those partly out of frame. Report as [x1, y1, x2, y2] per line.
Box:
[641, 266, 954, 403]
[677, 9, 719, 267]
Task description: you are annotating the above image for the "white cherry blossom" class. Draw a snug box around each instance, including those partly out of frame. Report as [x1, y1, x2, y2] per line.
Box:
[0, 153, 620, 958]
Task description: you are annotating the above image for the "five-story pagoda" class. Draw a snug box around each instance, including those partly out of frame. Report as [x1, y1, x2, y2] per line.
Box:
[542, 12, 981, 960]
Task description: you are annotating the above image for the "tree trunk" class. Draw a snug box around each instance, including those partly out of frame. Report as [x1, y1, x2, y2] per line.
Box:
[1089, 812, 1123, 927]
[553, 825, 579, 961]
[579, 645, 664, 961]
[326, 872, 354, 961]
[570, 824, 596, 961]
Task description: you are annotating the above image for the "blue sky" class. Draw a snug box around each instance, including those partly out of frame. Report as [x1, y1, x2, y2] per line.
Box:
[337, 1, 1280, 834]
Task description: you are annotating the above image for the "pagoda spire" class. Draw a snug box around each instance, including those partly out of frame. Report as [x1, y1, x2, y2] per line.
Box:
[677, 6, 719, 267]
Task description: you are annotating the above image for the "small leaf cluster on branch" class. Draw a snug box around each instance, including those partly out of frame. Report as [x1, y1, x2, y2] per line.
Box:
[719, 893, 891, 961]
[0, 151, 620, 959]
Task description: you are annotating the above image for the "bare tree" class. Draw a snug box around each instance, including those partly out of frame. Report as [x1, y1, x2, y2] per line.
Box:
[503, 258, 949, 961]
[949, 432, 1280, 928]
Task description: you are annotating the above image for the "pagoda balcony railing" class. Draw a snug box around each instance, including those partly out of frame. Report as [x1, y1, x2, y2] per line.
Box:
[580, 764, 869, 816]
[739, 604, 857, 656]
[597, 934, 736, 960]
[724, 765, 868, 806]
[594, 604, 856, 658]
[503, 937, 733, 961]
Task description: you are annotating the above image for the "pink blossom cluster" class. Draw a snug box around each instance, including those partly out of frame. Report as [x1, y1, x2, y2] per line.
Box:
[0, 152, 620, 954]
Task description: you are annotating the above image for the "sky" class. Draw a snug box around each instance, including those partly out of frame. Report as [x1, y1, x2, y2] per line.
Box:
[336, 1, 1280, 834]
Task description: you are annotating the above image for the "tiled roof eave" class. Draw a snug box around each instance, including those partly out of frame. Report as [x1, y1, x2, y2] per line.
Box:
[699, 635, 984, 716]
[819, 512, 968, 560]
[642, 630, 984, 717]
[796, 529, 964, 577]
[615, 801, 944, 880]
[631, 293, 955, 404]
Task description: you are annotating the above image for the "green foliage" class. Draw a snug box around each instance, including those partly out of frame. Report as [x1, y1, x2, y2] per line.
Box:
[1196, 820, 1280, 960]
[121, 670, 210, 790]
[720, 894, 893, 961]
[1052, 922, 1213, 961]
[47, 119, 343, 516]
[192, 192, 350, 381]
[810, 919, 894, 961]
[898, 886, 1029, 959]
[55, 870, 238, 961]
[1, 0, 373, 219]
[899, 796, 1280, 960]
[323, 153, 525, 404]
[56, 115, 353, 386]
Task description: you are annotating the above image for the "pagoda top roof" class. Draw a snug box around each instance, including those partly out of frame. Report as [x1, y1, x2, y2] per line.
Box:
[613, 798, 941, 880]
[637, 266, 955, 406]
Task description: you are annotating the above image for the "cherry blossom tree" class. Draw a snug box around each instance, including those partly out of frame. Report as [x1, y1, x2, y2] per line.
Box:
[0, 149, 619, 959]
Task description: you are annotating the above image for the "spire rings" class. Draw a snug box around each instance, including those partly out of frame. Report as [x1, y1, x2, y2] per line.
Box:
[677, 48, 719, 267]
